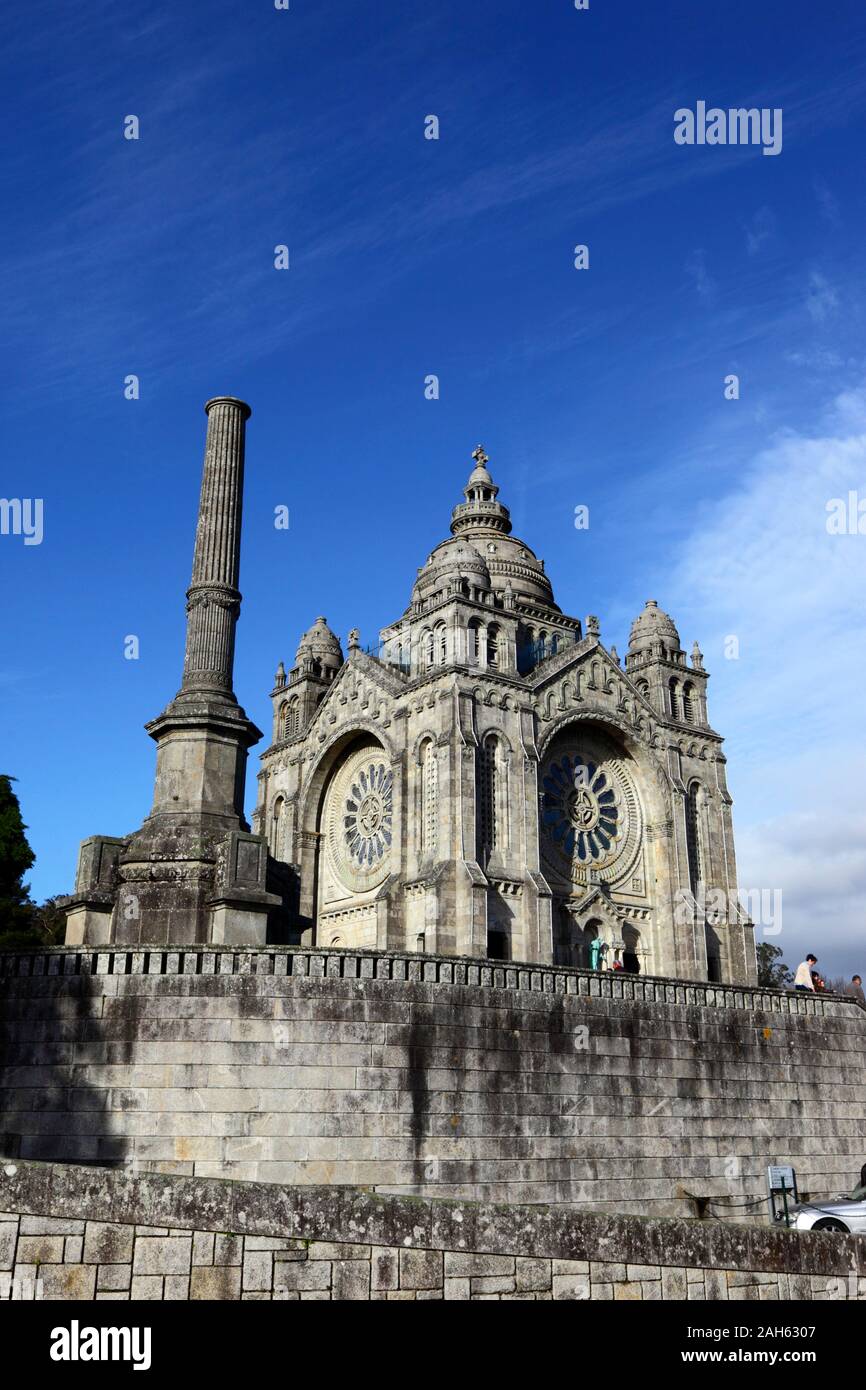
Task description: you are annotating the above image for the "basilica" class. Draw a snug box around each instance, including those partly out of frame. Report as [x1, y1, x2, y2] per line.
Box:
[254, 446, 756, 985]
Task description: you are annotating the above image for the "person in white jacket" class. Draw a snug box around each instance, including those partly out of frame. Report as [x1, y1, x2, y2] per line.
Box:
[793, 954, 818, 990]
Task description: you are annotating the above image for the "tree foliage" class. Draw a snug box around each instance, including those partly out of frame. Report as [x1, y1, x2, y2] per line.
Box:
[0, 777, 65, 950]
[0, 774, 35, 933]
[756, 942, 794, 989]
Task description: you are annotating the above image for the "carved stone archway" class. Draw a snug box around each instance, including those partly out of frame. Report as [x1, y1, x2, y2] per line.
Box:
[312, 734, 393, 951]
[538, 713, 672, 976]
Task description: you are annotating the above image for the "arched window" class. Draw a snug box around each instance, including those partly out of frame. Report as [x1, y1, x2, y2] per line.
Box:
[487, 928, 508, 961]
[278, 701, 288, 739]
[435, 622, 447, 665]
[286, 698, 299, 735]
[538, 630, 547, 660]
[477, 735, 499, 857]
[468, 620, 482, 664]
[669, 678, 680, 720]
[622, 925, 641, 974]
[705, 925, 721, 982]
[682, 682, 696, 723]
[685, 783, 702, 896]
[420, 738, 437, 854]
[423, 629, 434, 668]
[269, 797, 284, 857]
[487, 624, 500, 668]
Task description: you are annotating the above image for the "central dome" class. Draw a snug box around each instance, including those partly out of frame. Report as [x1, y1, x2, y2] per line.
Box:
[424, 447, 561, 612]
[481, 534, 558, 609]
[412, 538, 491, 604]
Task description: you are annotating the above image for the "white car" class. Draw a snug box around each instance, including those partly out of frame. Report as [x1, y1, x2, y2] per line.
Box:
[792, 1198, 866, 1234]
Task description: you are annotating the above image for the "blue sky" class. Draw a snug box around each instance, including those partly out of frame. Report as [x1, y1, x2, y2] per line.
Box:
[3, 0, 866, 976]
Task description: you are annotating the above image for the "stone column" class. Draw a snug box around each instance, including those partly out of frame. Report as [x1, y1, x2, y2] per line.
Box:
[63, 395, 281, 947]
[179, 397, 250, 703]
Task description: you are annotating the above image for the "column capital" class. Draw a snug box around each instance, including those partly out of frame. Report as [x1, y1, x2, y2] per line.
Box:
[205, 396, 251, 419]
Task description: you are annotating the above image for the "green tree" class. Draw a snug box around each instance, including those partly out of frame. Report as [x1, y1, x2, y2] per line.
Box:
[0, 775, 35, 932]
[756, 942, 794, 989]
[0, 777, 65, 950]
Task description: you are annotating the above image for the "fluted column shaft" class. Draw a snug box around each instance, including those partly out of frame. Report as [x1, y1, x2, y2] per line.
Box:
[181, 397, 251, 698]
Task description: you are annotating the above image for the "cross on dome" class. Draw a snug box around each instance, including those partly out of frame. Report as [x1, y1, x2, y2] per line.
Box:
[471, 445, 489, 467]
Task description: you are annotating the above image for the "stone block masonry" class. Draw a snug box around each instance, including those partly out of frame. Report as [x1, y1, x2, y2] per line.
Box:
[1, 947, 864, 1218]
[0, 1160, 863, 1302]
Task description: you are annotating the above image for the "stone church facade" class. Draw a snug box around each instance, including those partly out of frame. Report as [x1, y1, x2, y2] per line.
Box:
[255, 447, 756, 984]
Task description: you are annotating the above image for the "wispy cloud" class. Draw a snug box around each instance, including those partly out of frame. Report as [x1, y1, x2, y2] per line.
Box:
[667, 382, 866, 971]
[814, 179, 842, 228]
[744, 205, 775, 255]
[5, 13, 866, 408]
[805, 270, 839, 323]
[684, 249, 717, 303]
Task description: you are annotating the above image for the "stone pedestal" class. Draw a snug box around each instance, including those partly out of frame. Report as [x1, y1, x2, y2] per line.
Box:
[58, 837, 125, 945]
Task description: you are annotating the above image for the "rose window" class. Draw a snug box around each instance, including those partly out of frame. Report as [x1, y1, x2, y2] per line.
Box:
[343, 762, 393, 867]
[542, 756, 620, 862]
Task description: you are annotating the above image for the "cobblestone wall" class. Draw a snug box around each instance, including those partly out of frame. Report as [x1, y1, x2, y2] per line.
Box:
[1, 1161, 863, 1301]
[1, 947, 865, 1216]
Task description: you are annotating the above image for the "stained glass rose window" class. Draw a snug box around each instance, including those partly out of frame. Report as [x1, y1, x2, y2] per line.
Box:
[343, 762, 393, 867]
[542, 755, 620, 862]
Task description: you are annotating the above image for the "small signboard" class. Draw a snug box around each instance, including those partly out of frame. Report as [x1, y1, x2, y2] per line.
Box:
[767, 1164, 798, 1225]
[767, 1164, 796, 1192]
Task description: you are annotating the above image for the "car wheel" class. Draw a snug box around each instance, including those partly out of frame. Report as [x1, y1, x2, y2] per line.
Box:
[813, 1218, 849, 1233]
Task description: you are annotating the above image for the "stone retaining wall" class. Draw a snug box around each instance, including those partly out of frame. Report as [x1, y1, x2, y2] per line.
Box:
[0, 944, 852, 1016]
[1, 947, 864, 1216]
[1, 1160, 863, 1301]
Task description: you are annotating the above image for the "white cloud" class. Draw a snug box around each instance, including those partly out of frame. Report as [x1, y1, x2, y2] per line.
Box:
[668, 383, 866, 974]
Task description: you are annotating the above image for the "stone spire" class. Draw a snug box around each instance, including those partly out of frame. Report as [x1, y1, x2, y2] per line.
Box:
[179, 397, 251, 702]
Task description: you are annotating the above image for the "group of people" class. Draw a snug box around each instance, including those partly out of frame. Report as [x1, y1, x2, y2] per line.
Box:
[586, 938, 639, 973]
[794, 953, 865, 1004]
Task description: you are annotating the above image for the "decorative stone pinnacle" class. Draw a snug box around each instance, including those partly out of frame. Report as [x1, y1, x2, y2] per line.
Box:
[348, 628, 360, 650]
[471, 445, 489, 467]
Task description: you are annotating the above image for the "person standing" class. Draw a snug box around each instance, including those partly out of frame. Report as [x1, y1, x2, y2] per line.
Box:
[793, 954, 818, 991]
[846, 975, 866, 1006]
[849, 1163, 866, 1201]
